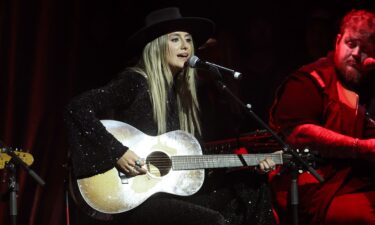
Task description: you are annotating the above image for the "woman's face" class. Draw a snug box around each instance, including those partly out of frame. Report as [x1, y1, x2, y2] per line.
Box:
[166, 31, 193, 75]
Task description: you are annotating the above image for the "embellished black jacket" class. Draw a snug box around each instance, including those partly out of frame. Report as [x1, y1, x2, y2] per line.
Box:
[64, 71, 179, 178]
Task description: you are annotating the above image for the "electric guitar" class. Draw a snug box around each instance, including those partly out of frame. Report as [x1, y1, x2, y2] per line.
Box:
[70, 120, 291, 220]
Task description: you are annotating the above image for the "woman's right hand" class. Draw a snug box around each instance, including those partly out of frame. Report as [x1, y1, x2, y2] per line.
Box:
[116, 150, 147, 176]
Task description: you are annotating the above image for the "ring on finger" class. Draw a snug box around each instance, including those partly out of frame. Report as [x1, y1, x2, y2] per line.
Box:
[135, 159, 142, 167]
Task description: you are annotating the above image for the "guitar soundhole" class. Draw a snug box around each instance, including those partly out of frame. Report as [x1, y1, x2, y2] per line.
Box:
[146, 151, 171, 177]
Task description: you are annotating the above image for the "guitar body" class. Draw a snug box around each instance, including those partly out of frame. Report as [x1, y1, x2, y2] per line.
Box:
[72, 120, 205, 217]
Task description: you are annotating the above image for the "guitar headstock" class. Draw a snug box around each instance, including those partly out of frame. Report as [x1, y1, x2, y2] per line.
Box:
[0, 148, 34, 169]
[282, 148, 320, 173]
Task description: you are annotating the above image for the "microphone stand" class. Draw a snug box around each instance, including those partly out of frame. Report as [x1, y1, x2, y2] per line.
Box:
[1, 145, 46, 225]
[209, 67, 324, 225]
[7, 162, 17, 225]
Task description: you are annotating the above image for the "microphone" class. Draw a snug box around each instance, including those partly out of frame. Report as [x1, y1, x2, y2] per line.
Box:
[187, 55, 242, 79]
[363, 57, 375, 68]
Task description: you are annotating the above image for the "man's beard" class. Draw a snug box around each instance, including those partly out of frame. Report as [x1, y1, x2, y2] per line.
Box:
[338, 65, 364, 90]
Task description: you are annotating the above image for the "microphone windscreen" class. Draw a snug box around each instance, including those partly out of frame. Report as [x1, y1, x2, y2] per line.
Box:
[187, 55, 199, 68]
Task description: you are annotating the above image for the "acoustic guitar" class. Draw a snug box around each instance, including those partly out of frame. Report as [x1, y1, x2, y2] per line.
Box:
[70, 120, 289, 220]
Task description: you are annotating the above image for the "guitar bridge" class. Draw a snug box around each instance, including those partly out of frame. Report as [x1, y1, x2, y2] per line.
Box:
[118, 171, 129, 184]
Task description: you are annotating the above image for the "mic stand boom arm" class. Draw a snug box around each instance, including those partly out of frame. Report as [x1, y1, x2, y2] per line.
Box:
[3, 148, 46, 186]
[209, 67, 324, 225]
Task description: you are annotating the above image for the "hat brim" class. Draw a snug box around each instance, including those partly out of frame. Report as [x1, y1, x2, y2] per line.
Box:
[126, 17, 215, 56]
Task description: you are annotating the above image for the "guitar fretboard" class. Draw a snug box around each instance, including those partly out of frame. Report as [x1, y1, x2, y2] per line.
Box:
[171, 154, 283, 170]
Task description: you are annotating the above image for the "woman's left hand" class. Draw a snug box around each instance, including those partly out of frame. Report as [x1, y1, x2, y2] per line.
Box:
[257, 151, 282, 173]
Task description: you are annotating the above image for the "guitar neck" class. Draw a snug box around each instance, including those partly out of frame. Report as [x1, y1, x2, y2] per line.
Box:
[171, 154, 283, 170]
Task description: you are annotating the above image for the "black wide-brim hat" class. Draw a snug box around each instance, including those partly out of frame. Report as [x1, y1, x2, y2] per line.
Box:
[127, 7, 215, 55]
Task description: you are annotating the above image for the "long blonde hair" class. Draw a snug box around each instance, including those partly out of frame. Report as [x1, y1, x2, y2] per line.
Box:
[129, 34, 201, 136]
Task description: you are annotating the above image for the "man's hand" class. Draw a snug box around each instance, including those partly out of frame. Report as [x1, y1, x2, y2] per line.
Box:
[357, 138, 375, 163]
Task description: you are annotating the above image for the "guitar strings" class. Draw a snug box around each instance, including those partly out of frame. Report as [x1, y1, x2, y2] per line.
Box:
[137, 154, 283, 171]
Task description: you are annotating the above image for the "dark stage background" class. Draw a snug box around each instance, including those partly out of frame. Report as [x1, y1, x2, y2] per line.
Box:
[0, 0, 374, 224]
